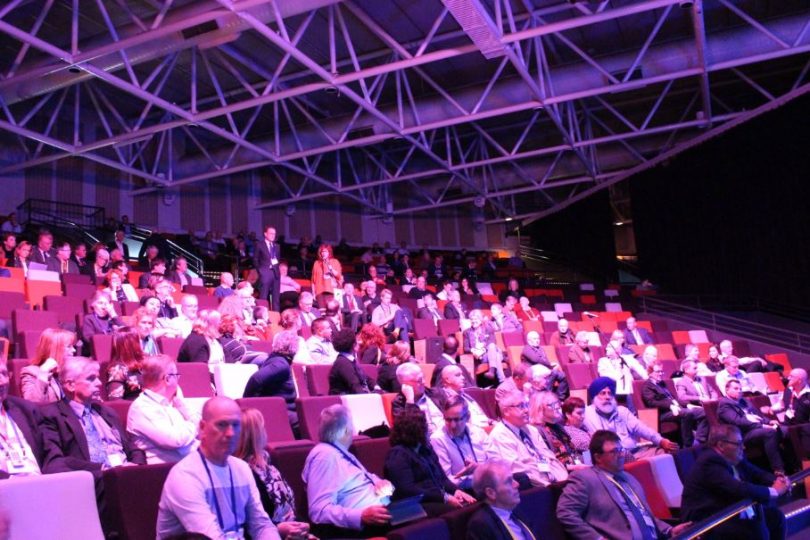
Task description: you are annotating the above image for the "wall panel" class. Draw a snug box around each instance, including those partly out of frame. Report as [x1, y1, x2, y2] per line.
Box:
[180, 185, 206, 232]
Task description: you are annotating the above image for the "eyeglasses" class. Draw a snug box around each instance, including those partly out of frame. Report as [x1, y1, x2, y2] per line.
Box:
[165, 373, 181, 380]
[598, 447, 627, 456]
[506, 403, 529, 410]
[545, 402, 562, 410]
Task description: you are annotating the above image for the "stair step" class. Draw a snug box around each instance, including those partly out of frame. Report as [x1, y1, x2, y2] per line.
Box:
[783, 497, 810, 537]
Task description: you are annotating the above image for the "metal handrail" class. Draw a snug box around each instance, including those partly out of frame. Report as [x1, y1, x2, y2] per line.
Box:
[640, 295, 810, 354]
[673, 467, 810, 540]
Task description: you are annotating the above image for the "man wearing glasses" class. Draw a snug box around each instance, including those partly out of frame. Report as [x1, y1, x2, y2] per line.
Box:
[127, 355, 200, 464]
[430, 396, 489, 490]
[681, 425, 788, 539]
[558, 430, 692, 539]
[485, 391, 567, 487]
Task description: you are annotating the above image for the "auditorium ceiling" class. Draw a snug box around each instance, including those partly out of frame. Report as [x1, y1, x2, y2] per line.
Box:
[0, 0, 807, 225]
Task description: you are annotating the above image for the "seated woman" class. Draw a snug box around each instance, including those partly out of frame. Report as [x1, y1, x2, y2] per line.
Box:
[530, 391, 586, 468]
[357, 323, 386, 365]
[329, 328, 372, 396]
[20, 327, 75, 403]
[218, 314, 267, 365]
[234, 408, 312, 539]
[177, 309, 224, 373]
[243, 330, 299, 433]
[81, 290, 124, 357]
[383, 407, 476, 516]
[561, 396, 591, 453]
[7, 240, 31, 276]
[106, 327, 145, 400]
[462, 310, 506, 387]
[103, 268, 138, 303]
[377, 341, 411, 393]
[133, 307, 159, 355]
[278, 308, 310, 365]
[515, 296, 541, 322]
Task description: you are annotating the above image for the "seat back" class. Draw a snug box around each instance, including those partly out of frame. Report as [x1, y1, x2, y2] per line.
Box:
[102, 463, 173, 540]
[296, 396, 342, 441]
[0, 291, 27, 319]
[17, 330, 44, 359]
[349, 437, 391, 478]
[8, 357, 29, 397]
[502, 331, 524, 347]
[464, 387, 498, 420]
[270, 442, 315, 522]
[291, 363, 309, 398]
[413, 318, 438, 339]
[157, 336, 184, 360]
[306, 364, 332, 396]
[563, 362, 597, 390]
[64, 282, 97, 299]
[647, 453, 683, 508]
[341, 394, 389, 435]
[44, 294, 84, 326]
[213, 363, 258, 399]
[11, 309, 59, 345]
[517, 486, 568, 540]
[92, 334, 114, 363]
[624, 458, 672, 519]
[0, 470, 104, 540]
[105, 399, 134, 427]
[437, 318, 460, 336]
[176, 362, 214, 398]
[236, 396, 297, 442]
[25, 279, 62, 308]
[387, 518, 449, 540]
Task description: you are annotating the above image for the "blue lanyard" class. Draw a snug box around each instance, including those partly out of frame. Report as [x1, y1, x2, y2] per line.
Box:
[328, 443, 376, 488]
[198, 450, 238, 533]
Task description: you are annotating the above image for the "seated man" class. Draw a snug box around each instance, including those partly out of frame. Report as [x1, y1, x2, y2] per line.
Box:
[719, 339, 781, 374]
[435, 280, 454, 302]
[557, 430, 690, 540]
[716, 356, 756, 396]
[520, 331, 553, 369]
[718, 380, 785, 473]
[407, 275, 429, 299]
[526, 363, 569, 403]
[485, 391, 568, 487]
[622, 316, 653, 346]
[153, 278, 178, 320]
[370, 289, 411, 343]
[437, 365, 491, 429]
[463, 309, 506, 387]
[443, 289, 469, 323]
[340, 282, 364, 333]
[305, 318, 338, 365]
[157, 397, 280, 539]
[772, 368, 810, 425]
[416, 293, 443, 327]
[548, 318, 575, 347]
[46, 241, 80, 275]
[213, 272, 235, 299]
[166, 294, 199, 339]
[303, 404, 392, 536]
[495, 363, 528, 403]
[598, 337, 648, 414]
[430, 396, 489, 490]
[676, 358, 719, 404]
[431, 335, 474, 388]
[681, 425, 787, 540]
[0, 358, 45, 477]
[568, 330, 596, 364]
[583, 377, 679, 460]
[42, 356, 145, 475]
[391, 363, 445, 435]
[139, 257, 167, 289]
[328, 328, 372, 395]
[127, 355, 200, 464]
[466, 460, 533, 540]
[642, 360, 709, 447]
[297, 291, 322, 330]
[488, 303, 523, 334]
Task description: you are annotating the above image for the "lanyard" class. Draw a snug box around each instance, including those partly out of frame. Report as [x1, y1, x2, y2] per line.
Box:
[450, 428, 478, 464]
[0, 410, 27, 455]
[507, 425, 541, 460]
[328, 443, 376, 488]
[198, 450, 238, 534]
[604, 473, 657, 533]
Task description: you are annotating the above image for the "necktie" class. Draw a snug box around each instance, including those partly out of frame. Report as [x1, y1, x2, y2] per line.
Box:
[61, 261, 67, 274]
[613, 474, 658, 540]
[82, 409, 108, 465]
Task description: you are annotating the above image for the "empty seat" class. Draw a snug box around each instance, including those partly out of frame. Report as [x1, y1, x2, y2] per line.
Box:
[296, 396, 342, 441]
[236, 396, 310, 446]
[306, 364, 332, 396]
[647, 453, 684, 508]
[157, 336, 184, 360]
[540, 311, 559, 322]
[176, 362, 214, 398]
[604, 302, 623, 312]
[0, 291, 27, 319]
[341, 394, 389, 435]
[16, 330, 44, 359]
[11, 309, 59, 345]
[413, 318, 438, 339]
[465, 387, 498, 420]
[517, 486, 568, 540]
[688, 330, 709, 344]
[64, 282, 98, 299]
[670, 331, 691, 345]
[437, 319, 460, 336]
[213, 363, 258, 399]
[44, 295, 84, 327]
[0, 470, 104, 540]
[624, 458, 671, 519]
[8, 357, 28, 397]
[502, 331, 524, 347]
[564, 363, 597, 390]
[105, 399, 134, 426]
[102, 463, 174, 540]
[553, 303, 573, 317]
[92, 334, 114, 363]
[349, 436, 391, 478]
[291, 363, 309, 398]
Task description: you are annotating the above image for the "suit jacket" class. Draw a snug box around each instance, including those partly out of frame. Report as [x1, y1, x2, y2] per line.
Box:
[520, 345, 551, 368]
[676, 375, 718, 404]
[557, 466, 670, 540]
[568, 345, 595, 364]
[466, 504, 533, 540]
[641, 379, 684, 411]
[177, 332, 210, 363]
[41, 399, 145, 474]
[444, 302, 467, 320]
[45, 258, 80, 275]
[108, 241, 130, 262]
[681, 448, 774, 522]
[30, 247, 55, 265]
[328, 354, 371, 395]
[3, 396, 47, 469]
[463, 326, 497, 356]
[254, 239, 280, 277]
[623, 327, 653, 346]
[340, 294, 363, 316]
[167, 270, 194, 287]
[717, 397, 766, 434]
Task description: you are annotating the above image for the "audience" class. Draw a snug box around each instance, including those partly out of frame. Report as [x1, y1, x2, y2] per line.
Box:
[214, 271, 235, 298]
[597, 336, 648, 413]
[642, 359, 709, 447]
[463, 309, 505, 386]
[329, 328, 372, 395]
[126, 355, 199, 464]
[392, 362, 445, 435]
[716, 355, 756, 396]
[133, 307, 159, 355]
[466, 460, 529, 540]
[178, 309, 224, 372]
[20, 328, 75, 403]
[156, 397, 280, 539]
[568, 330, 596, 363]
[774, 368, 810, 424]
[622, 316, 653, 345]
[676, 357, 719, 404]
[103, 268, 138, 303]
[548, 318, 575, 347]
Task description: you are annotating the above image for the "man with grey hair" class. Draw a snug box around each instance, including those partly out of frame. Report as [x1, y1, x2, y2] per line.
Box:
[527, 362, 569, 403]
[243, 330, 299, 432]
[214, 272, 235, 299]
[465, 460, 532, 540]
[568, 330, 595, 364]
[302, 404, 393, 535]
[157, 397, 280, 539]
[392, 362, 444, 435]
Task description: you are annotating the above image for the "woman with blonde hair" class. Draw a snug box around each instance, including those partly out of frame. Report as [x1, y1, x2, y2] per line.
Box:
[103, 268, 138, 303]
[20, 328, 76, 403]
[234, 408, 311, 539]
[177, 309, 224, 372]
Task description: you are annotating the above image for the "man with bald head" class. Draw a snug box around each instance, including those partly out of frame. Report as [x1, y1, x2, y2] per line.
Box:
[775, 368, 810, 425]
[520, 331, 552, 369]
[438, 365, 491, 429]
[157, 396, 280, 539]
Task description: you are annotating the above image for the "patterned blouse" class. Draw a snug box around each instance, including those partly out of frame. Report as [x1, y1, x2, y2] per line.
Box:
[564, 424, 592, 453]
[251, 450, 296, 524]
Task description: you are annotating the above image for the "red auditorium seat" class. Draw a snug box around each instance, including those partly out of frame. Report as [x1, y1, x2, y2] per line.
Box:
[92, 334, 113, 363]
[43, 294, 84, 327]
[62, 273, 93, 285]
[157, 336, 184, 360]
[11, 309, 59, 345]
[176, 363, 214, 398]
[121, 301, 141, 315]
[8, 357, 28, 397]
[349, 437, 391, 478]
[624, 458, 672, 519]
[441, 501, 483, 540]
[105, 399, 133, 427]
[564, 362, 597, 390]
[387, 518, 449, 540]
[183, 285, 208, 296]
[464, 387, 498, 420]
[64, 282, 97, 299]
[413, 318, 438, 339]
[501, 331, 524, 347]
[306, 364, 332, 396]
[437, 319, 460, 336]
[0, 291, 27, 319]
[16, 330, 44, 359]
[196, 295, 220, 310]
[236, 396, 311, 447]
[102, 463, 174, 540]
[292, 363, 309, 398]
[296, 396, 341, 441]
[270, 442, 316, 521]
[359, 363, 378, 386]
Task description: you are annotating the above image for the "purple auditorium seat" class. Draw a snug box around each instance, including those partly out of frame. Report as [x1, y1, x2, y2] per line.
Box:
[350, 437, 391, 478]
[517, 486, 567, 540]
[92, 333, 113, 363]
[236, 396, 312, 448]
[105, 399, 133, 426]
[176, 362, 214, 398]
[441, 502, 483, 540]
[464, 387, 498, 420]
[386, 518, 449, 540]
[296, 396, 341, 441]
[0, 292, 27, 320]
[157, 336, 184, 360]
[270, 442, 316, 521]
[306, 364, 332, 396]
[102, 463, 174, 540]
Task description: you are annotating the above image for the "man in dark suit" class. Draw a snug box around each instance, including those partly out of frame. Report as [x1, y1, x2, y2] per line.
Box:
[431, 335, 474, 388]
[167, 256, 194, 289]
[681, 425, 787, 539]
[138, 257, 166, 289]
[520, 331, 553, 369]
[0, 359, 46, 477]
[642, 360, 708, 447]
[718, 379, 785, 473]
[444, 289, 468, 320]
[46, 241, 80, 275]
[557, 430, 690, 540]
[108, 229, 130, 262]
[676, 358, 719, 403]
[41, 356, 145, 476]
[466, 461, 533, 540]
[328, 329, 372, 396]
[416, 294, 443, 326]
[776, 368, 810, 425]
[29, 230, 55, 265]
[622, 316, 653, 346]
[254, 225, 281, 311]
[407, 275, 429, 299]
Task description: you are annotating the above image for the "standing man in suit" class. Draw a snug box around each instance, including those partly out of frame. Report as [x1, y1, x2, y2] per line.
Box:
[466, 461, 532, 540]
[255, 225, 281, 311]
[0, 358, 46, 477]
[109, 229, 130, 262]
[557, 430, 692, 540]
[41, 356, 146, 476]
[623, 317, 653, 346]
[46, 241, 80, 275]
[681, 425, 787, 540]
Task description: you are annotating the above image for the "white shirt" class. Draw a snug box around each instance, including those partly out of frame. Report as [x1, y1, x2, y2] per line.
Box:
[485, 421, 568, 487]
[127, 389, 200, 464]
[304, 336, 338, 365]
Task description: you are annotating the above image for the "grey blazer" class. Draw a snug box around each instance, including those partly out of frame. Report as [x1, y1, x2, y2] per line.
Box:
[557, 466, 670, 540]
